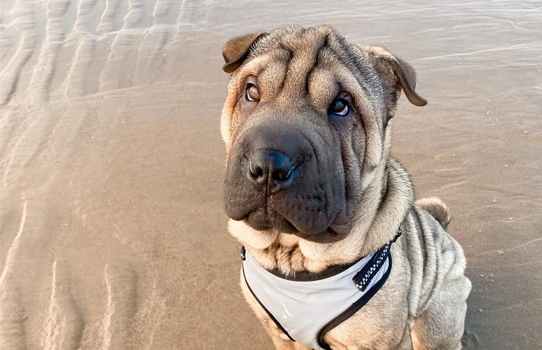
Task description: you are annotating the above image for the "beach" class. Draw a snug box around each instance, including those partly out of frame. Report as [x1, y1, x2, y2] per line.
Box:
[0, 0, 541, 349]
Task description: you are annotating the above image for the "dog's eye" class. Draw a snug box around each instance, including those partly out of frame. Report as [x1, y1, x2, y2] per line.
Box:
[246, 84, 260, 102]
[328, 98, 349, 116]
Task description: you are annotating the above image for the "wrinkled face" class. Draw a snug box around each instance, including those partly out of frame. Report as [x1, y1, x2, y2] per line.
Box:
[221, 27, 423, 243]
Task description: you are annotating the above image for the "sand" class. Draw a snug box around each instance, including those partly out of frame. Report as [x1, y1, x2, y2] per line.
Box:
[0, 0, 541, 349]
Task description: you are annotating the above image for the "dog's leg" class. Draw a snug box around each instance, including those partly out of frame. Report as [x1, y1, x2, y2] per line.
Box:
[410, 260, 471, 350]
[395, 322, 415, 350]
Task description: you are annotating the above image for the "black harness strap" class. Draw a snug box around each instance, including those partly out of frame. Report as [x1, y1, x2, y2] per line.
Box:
[353, 228, 402, 291]
[317, 228, 402, 349]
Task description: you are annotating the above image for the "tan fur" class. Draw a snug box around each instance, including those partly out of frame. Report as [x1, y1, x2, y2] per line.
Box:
[221, 26, 471, 350]
[416, 197, 452, 230]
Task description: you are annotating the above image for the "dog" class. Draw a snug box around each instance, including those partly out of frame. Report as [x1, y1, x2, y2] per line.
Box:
[220, 25, 471, 350]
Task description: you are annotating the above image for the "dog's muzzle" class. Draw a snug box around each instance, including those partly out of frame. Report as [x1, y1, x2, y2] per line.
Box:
[223, 121, 345, 239]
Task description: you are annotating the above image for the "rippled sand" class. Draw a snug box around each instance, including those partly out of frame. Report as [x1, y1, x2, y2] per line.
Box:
[0, 0, 541, 349]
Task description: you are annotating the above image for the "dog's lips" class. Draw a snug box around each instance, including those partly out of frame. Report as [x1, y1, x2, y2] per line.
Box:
[242, 209, 348, 243]
[244, 209, 298, 233]
[294, 226, 349, 243]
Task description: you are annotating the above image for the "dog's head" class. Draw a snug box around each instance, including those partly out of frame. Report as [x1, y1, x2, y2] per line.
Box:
[221, 26, 426, 244]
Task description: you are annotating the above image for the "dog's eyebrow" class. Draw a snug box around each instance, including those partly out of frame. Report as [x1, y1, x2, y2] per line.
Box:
[254, 56, 293, 100]
[321, 38, 373, 101]
[304, 38, 327, 94]
[276, 45, 294, 96]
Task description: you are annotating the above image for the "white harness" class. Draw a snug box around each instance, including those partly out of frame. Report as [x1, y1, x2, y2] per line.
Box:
[241, 229, 401, 350]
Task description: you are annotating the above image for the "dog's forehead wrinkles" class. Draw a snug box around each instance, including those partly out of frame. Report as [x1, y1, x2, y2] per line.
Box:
[279, 29, 329, 96]
[247, 26, 332, 97]
[257, 50, 290, 99]
[248, 26, 383, 118]
[323, 39, 382, 109]
[306, 46, 367, 110]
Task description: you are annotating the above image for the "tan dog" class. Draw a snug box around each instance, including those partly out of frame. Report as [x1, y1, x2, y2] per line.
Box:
[220, 26, 471, 350]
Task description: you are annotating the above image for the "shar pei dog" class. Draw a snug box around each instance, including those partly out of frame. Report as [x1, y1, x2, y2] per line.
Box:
[219, 25, 471, 350]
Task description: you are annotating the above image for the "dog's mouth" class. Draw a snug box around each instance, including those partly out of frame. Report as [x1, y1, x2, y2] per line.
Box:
[243, 208, 348, 243]
[294, 226, 347, 243]
[244, 209, 297, 233]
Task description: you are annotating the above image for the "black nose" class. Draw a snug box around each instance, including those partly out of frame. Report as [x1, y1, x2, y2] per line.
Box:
[248, 150, 295, 190]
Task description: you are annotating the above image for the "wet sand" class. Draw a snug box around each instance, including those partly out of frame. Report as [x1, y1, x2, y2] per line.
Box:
[0, 0, 541, 349]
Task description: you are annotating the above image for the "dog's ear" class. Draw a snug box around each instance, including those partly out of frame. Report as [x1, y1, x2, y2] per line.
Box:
[363, 46, 427, 119]
[222, 32, 268, 73]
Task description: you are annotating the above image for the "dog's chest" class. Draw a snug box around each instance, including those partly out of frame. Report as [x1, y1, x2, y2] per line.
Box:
[242, 243, 394, 350]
